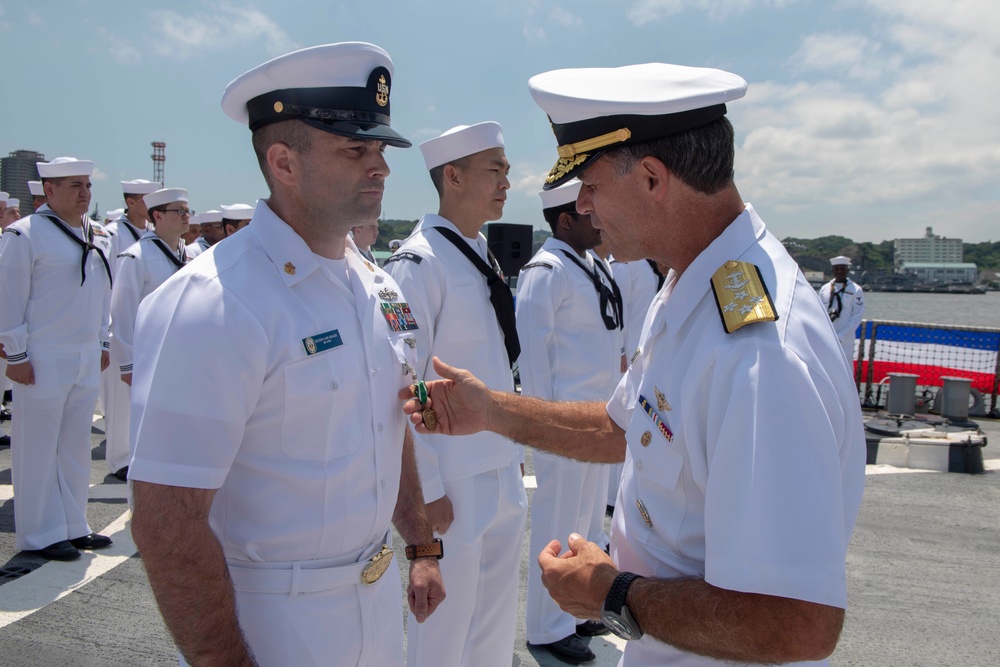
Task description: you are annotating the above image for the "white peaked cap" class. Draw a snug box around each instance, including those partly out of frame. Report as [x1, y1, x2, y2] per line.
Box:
[830, 256, 851, 266]
[122, 179, 160, 195]
[27, 181, 44, 196]
[538, 178, 582, 210]
[37, 157, 95, 178]
[419, 122, 505, 170]
[143, 188, 189, 209]
[220, 203, 254, 220]
[528, 63, 747, 189]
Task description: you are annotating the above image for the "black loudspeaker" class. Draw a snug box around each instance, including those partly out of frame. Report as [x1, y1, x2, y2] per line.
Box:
[486, 223, 534, 278]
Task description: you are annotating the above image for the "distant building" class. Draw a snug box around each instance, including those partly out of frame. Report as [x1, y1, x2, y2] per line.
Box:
[0, 149, 45, 215]
[802, 269, 826, 288]
[894, 227, 963, 266]
[899, 262, 977, 284]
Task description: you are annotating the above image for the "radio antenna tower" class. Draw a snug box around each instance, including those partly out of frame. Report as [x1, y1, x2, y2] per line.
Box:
[151, 141, 166, 186]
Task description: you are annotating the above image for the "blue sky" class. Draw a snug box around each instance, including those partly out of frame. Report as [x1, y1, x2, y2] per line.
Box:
[2, 0, 998, 243]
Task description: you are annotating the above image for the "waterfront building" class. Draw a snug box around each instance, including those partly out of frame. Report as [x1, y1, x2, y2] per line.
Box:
[894, 227, 963, 266]
[0, 149, 44, 216]
[899, 262, 977, 284]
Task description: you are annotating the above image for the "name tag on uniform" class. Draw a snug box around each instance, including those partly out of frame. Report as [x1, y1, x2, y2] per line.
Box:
[302, 329, 343, 356]
[381, 302, 419, 332]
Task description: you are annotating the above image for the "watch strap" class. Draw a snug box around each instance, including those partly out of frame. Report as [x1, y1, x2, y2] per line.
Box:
[405, 537, 444, 560]
[604, 571, 643, 615]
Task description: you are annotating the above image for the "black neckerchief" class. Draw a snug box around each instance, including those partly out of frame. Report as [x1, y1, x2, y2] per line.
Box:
[120, 218, 142, 242]
[827, 281, 847, 321]
[559, 249, 622, 331]
[646, 259, 666, 290]
[148, 235, 186, 270]
[433, 226, 520, 367]
[42, 214, 112, 286]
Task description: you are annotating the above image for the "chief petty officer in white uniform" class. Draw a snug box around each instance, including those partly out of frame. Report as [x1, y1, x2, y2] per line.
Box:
[516, 177, 623, 664]
[102, 178, 158, 478]
[128, 43, 445, 667]
[403, 62, 866, 666]
[0, 157, 115, 562]
[818, 255, 865, 364]
[107, 188, 190, 479]
[385, 122, 527, 667]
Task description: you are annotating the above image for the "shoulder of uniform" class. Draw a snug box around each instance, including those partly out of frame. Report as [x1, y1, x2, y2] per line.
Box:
[384, 250, 424, 265]
[520, 261, 554, 272]
[710, 260, 779, 334]
[3, 227, 22, 236]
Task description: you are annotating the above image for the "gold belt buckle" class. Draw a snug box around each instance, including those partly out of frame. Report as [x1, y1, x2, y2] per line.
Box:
[360, 544, 393, 585]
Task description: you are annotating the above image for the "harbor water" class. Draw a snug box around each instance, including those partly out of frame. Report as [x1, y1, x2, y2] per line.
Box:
[861, 290, 1000, 329]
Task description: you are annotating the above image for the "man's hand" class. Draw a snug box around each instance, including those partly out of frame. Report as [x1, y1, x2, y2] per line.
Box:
[425, 495, 454, 535]
[408, 558, 446, 623]
[6, 360, 34, 385]
[538, 533, 619, 620]
[122, 373, 132, 387]
[399, 357, 493, 436]
[0, 343, 6, 360]
[100, 350, 110, 372]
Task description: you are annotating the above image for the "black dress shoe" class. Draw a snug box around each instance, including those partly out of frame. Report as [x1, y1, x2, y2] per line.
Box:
[528, 635, 596, 665]
[69, 533, 113, 550]
[576, 620, 610, 637]
[0, 408, 11, 421]
[0, 433, 9, 447]
[114, 466, 129, 482]
[28, 541, 81, 561]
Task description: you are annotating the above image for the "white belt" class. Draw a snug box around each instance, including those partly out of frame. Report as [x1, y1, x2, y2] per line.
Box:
[227, 534, 393, 596]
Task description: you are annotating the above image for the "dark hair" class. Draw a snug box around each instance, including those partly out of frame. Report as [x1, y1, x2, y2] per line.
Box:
[251, 120, 315, 191]
[606, 117, 735, 195]
[428, 155, 470, 197]
[542, 201, 576, 233]
[147, 204, 169, 226]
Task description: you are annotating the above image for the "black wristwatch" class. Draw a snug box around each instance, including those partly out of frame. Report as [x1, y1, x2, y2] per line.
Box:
[600, 571, 644, 640]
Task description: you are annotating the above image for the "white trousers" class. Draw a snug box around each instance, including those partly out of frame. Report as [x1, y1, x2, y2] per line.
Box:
[607, 462, 623, 507]
[406, 460, 528, 667]
[12, 350, 99, 550]
[179, 555, 405, 667]
[102, 369, 131, 473]
[526, 451, 609, 645]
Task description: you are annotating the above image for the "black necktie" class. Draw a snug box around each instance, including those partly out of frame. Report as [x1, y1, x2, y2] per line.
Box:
[560, 250, 622, 331]
[42, 215, 113, 286]
[150, 236, 186, 270]
[433, 226, 520, 367]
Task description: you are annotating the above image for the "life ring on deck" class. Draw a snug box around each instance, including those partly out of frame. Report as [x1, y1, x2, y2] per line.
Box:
[931, 386, 986, 417]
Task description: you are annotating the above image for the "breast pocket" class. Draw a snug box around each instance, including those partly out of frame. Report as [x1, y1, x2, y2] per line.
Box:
[624, 407, 683, 492]
[280, 349, 364, 462]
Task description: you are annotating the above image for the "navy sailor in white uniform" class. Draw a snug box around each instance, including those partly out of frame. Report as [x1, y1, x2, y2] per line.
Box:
[0, 157, 115, 561]
[404, 62, 866, 667]
[128, 42, 445, 667]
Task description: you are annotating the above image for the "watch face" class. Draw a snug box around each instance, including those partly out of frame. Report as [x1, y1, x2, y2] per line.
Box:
[600, 611, 640, 641]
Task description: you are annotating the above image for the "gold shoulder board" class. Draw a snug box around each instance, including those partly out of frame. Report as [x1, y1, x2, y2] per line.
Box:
[710, 260, 778, 334]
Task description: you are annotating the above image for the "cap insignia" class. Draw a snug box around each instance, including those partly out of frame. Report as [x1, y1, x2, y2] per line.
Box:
[557, 128, 631, 159]
[710, 260, 778, 334]
[376, 74, 389, 108]
[274, 101, 284, 113]
[545, 153, 589, 184]
[284, 262, 296, 275]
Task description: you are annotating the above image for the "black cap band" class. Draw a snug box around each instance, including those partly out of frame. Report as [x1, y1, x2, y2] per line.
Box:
[550, 104, 728, 150]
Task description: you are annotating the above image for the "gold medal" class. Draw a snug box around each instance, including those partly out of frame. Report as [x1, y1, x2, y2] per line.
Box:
[360, 544, 393, 584]
[422, 408, 438, 431]
[640, 431, 652, 447]
[654, 386, 670, 412]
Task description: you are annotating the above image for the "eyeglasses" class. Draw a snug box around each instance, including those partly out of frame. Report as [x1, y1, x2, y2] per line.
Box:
[163, 208, 193, 217]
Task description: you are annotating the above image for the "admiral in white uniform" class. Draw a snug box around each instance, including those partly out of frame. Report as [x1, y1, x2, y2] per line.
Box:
[517, 178, 622, 664]
[107, 188, 190, 478]
[405, 62, 865, 667]
[818, 255, 865, 364]
[128, 43, 445, 667]
[385, 122, 526, 667]
[0, 157, 115, 561]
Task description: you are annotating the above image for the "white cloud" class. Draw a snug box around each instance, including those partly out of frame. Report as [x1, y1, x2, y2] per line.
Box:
[550, 8, 583, 28]
[523, 22, 546, 43]
[26, 11, 42, 27]
[150, 2, 297, 59]
[627, 0, 800, 25]
[91, 167, 109, 182]
[735, 1, 1000, 220]
[509, 164, 552, 194]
